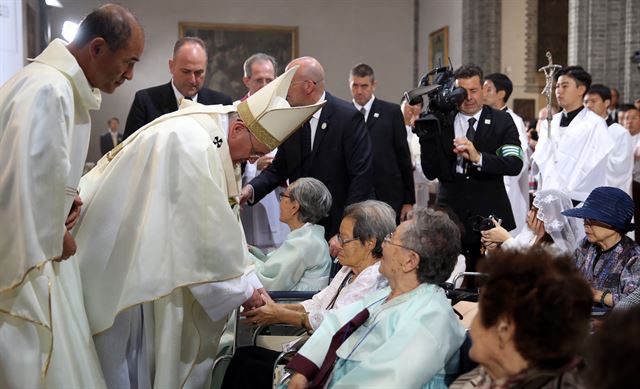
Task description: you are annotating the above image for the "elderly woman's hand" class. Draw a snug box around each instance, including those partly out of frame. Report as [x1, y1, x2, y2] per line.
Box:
[480, 218, 512, 246]
[288, 373, 309, 389]
[240, 292, 281, 326]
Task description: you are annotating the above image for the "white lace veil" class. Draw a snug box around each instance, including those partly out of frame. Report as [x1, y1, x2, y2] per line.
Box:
[533, 189, 585, 254]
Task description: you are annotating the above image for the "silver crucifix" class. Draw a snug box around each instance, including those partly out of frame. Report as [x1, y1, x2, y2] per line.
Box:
[538, 52, 562, 139]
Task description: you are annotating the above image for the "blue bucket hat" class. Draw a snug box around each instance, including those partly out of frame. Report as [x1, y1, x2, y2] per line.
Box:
[561, 186, 635, 232]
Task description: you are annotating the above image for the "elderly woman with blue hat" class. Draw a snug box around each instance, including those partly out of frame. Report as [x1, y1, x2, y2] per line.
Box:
[562, 186, 640, 308]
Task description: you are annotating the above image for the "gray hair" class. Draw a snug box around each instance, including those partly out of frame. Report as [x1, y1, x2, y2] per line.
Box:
[288, 178, 332, 224]
[173, 37, 206, 58]
[402, 207, 461, 284]
[243, 53, 277, 77]
[343, 200, 396, 259]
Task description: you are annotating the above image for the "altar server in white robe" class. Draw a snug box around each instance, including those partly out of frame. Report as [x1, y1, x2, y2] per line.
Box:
[532, 66, 614, 202]
[483, 73, 529, 235]
[73, 66, 324, 388]
[0, 5, 143, 388]
[584, 84, 634, 195]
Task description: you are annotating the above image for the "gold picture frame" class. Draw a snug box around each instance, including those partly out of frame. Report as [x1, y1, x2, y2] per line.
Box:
[428, 26, 449, 70]
[179, 22, 299, 100]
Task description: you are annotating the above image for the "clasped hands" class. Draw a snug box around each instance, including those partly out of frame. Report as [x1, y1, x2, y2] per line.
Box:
[240, 290, 280, 326]
[57, 194, 83, 262]
[453, 136, 481, 164]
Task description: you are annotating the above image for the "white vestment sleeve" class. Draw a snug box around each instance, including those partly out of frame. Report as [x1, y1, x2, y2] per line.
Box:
[189, 269, 263, 322]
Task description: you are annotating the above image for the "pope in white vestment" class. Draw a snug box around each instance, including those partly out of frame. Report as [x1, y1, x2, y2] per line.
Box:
[72, 67, 324, 388]
[532, 108, 614, 202]
[0, 8, 144, 385]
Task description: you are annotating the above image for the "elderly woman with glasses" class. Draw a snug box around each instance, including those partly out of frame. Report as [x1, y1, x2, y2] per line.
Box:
[249, 177, 332, 291]
[285, 207, 465, 389]
[222, 200, 394, 389]
[561, 186, 640, 308]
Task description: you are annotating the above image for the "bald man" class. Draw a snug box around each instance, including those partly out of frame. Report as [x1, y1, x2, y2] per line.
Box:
[0, 4, 144, 387]
[241, 56, 374, 242]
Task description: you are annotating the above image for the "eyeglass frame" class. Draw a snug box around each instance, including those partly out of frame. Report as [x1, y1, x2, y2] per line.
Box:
[383, 232, 416, 252]
[278, 192, 291, 201]
[290, 79, 320, 87]
[246, 130, 265, 162]
[336, 234, 360, 247]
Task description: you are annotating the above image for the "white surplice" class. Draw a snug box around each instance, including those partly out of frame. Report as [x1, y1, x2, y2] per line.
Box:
[605, 122, 634, 195]
[503, 108, 529, 235]
[0, 39, 105, 387]
[532, 109, 614, 201]
[74, 103, 261, 388]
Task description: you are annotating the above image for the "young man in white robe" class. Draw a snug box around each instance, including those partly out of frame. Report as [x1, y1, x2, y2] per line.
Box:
[0, 5, 144, 388]
[483, 73, 529, 235]
[72, 67, 324, 388]
[583, 84, 634, 195]
[532, 66, 614, 202]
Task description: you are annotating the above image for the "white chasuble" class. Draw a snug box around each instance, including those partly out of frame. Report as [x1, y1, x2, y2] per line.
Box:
[0, 39, 105, 388]
[74, 103, 256, 388]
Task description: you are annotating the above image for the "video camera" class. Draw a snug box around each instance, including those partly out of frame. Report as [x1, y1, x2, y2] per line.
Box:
[403, 63, 467, 137]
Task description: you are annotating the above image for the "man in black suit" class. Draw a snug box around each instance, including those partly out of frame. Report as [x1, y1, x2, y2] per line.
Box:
[349, 63, 414, 222]
[100, 117, 123, 155]
[123, 37, 231, 139]
[240, 56, 373, 243]
[419, 64, 523, 272]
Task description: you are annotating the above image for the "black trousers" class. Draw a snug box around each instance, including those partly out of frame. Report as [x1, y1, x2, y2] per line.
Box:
[221, 346, 281, 389]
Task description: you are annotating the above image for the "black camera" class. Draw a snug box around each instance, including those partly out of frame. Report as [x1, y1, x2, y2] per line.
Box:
[470, 215, 502, 232]
[403, 63, 467, 138]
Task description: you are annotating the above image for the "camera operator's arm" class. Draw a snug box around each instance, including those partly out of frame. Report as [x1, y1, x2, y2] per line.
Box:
[472, 114, 523, 177]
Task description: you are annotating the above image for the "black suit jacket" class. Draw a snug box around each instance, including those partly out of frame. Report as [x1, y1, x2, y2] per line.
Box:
[363, 98, 415, 218]
[100, 132, 123, 156]
[250, 92, 374, 239]
[123, 81, 232, 139]
[420, 106, 523, 241]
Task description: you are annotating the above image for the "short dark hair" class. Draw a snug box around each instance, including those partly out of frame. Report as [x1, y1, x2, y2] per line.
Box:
[555, 66, 592, 95]
[453, 64, 484, 83]
[619, 103, 638, 113]
[343, 200, 396, 259]
[478, 247, 592, 370]
[485, 73, 513, 103]
[108, 117, 119, 125]
[402, 207, 461, 284]
[173, 37, 206, 58]
[585, 306, 640, 389]
[350, 63, 375, 81]
[72, 4, 139, 52]
[586, 83, 612, 102]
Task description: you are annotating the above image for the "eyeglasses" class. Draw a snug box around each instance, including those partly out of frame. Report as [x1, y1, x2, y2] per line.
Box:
[246, 131, 265, 162]
[337, 235, 359, 246]
[383, 232, 415, 252]
[290, 79, 319, 87]
[278, 192, 290, 201]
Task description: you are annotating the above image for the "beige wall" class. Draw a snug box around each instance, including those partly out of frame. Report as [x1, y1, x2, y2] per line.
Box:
[48, 0, 415, 162]
[418, 0, 463, 76]
[501, 0, 540, 115]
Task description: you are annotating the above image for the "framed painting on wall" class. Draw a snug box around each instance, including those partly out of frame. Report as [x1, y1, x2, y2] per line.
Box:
[179, 22, 298, 100]
[428, 26, 448, 70]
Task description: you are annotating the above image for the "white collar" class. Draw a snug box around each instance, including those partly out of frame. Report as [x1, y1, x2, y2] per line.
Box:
[171, 80, 198, 104]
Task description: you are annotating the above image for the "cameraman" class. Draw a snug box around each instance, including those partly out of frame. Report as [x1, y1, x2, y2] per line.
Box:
[419, 64, 523, 273]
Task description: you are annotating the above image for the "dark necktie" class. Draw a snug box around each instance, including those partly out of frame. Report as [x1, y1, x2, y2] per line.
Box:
[306, 308, 370, 389]
[465, 117, 477, 142]
[185, 95, 194, 101]
[359, 107, 367, 120]
[300, 121, 312, 174]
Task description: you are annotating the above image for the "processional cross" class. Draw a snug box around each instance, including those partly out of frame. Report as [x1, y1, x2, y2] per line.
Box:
[538, 52, 562, 139]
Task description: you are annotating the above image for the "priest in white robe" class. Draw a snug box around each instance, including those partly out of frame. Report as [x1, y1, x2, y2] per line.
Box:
[532, 66, 613, 202]
[72, 66, 323, 388]
[0, 5, 143, 388]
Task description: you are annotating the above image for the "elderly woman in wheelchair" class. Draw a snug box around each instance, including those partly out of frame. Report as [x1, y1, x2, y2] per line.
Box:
[449, 247, 593, 388]
[249, 177, 333, 291]
[285, 207, 466, 389]
[221, 200, 395, 388]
